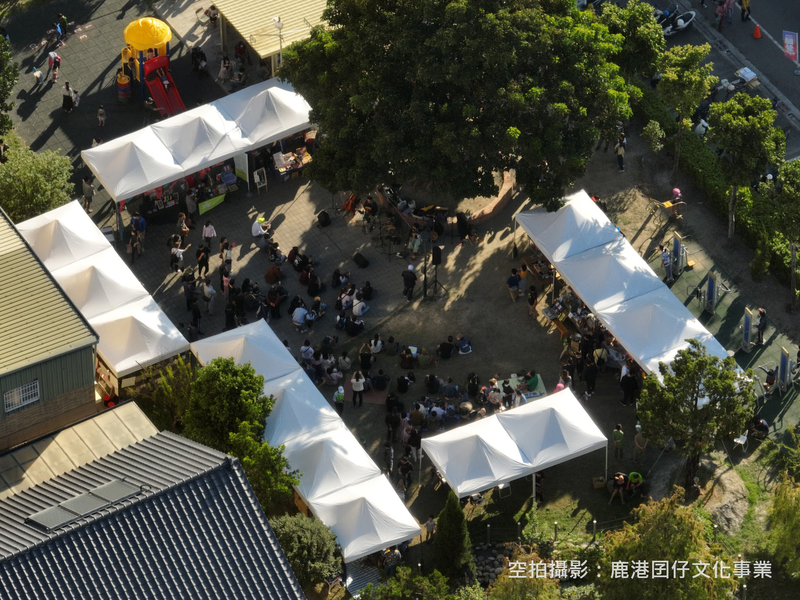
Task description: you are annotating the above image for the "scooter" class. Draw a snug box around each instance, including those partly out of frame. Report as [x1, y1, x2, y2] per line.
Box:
[653, 5, 680, 27]
[663, 11, 696, 36]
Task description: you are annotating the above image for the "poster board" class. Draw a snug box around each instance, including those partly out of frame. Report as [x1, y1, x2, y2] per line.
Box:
[253, 167, 268, 194]
[234, 153, 250, 191]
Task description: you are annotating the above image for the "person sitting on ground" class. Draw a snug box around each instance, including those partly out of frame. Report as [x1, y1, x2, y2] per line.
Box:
[337, 350, 352, 373]
[288, 294, 306, 316]
[361, 281, 374, 301]
[307, 273, 325, 296]
[353, 292, 370, 316]
[385, 336, 400, 356]
[230, 66, 249, 91]
[410, 403, 425, 428]
[264, 263, 283, 285]
[345, 316, 365, 337]
[437, 336, 455, 359]
[441, 377, 460, 401]
[609, 472, 628, 505]
[748, 416, 770, 440]
[369, 333, 383, 355]
[325, 366, 343, 387]
[396, 372, 415, 394]
[337, 288, 354, 312]
[487, 387, 502, 410]
[335, 311, 347, 331]
[455, 334, 472, 355]
[292, 305, 311, 332]
[373, 369, 391, 391]
[293, 251, 311, 272]
[425, 373, 442, 394]
[299, 264, 313, 286]
[330, 268, 349, 288]
[417, 347, 437, 369]
[311, 296, 326, 318]
[467, 373, 481, 399]
[522, 370, 539, 392]
[399, 348, 415, 370]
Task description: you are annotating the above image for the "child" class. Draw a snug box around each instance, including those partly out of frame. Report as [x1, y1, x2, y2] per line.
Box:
[32, 67, 44, 85]
[72, 89, 80, 108]
[97, 105, 106, 127]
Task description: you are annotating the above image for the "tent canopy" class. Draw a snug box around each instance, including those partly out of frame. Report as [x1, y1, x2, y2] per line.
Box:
[515, 191, 730, 378]
[190, 321, 419, 561]
[308, 476, 421, 562]
[81, 80, 311, 202]
[282, 423, 381, 503]
[51, 247, 149, 320]
[89, 296, 190, 377]
[422, 389, 607, 498]
[19, 201, 188, 379]
[16, 201, 109, 271]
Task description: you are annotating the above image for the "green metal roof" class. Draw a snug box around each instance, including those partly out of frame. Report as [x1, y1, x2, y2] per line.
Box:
[0, 208, 97, 378]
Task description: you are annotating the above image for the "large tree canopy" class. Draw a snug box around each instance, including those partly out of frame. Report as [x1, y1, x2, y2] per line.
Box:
[281, 0, 632, 208]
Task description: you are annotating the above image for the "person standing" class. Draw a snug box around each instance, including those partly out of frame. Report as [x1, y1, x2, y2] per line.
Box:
[620, 371, 639, 407]
[62, 82, 74, 113]
[660, 245, 673, 283]
[202, 277, 217, 315]
[196, 244, 210, 278]
[528, 286, 538, 318]
[740, 0, 750, 20]
[81, 176, 95, 213]
[583, 360, 598, 398]
[133, 212, 147, 249]
[97, 104, 106, 127]
[715, 1, 726, 31]
[128, 229, 141, 265]
[613, 424, 625, 460]
[351, 370, 366, 407]
[333, 386, 345, 416]
[506, 268, 521, 302]
[633, 426, 648, 464]
[724, 0, 734, 23]
[185, 192, 198, 228]
[177, 212, 190, 239]
[614, 137, 625, 172]
[518, 264, 528, 293]
[424, 515, 436, 542]
[201, 220, 217, 246]
[401, 264, 417, 302]
[756, 308, 767, 344]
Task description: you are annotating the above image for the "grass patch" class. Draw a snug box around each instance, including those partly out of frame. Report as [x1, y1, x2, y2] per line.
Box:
[0, 0, 47, 19]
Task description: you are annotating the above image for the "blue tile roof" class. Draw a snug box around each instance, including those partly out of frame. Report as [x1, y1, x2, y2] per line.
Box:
[0, 431, 304, 599]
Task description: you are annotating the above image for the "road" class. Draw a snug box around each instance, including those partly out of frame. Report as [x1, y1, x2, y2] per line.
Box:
[650, 0, 800, 158]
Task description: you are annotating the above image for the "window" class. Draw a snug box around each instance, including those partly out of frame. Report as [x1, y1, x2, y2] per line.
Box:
[4, 380, 40, 412]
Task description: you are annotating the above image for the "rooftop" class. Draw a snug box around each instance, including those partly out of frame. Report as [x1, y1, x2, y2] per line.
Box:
[0, 430, 305, 599]
[0, 208, 97, 378]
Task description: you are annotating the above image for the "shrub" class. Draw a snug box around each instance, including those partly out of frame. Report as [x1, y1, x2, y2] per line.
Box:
[630, 79, 678, 135]
[678, 132, 728, 213]
[433, 492, 476, 580]
[750, 230, 771, 282]
[270, 514, 339, 589]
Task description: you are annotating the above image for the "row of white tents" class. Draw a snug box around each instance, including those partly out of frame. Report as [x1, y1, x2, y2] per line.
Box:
[515, 191, 730, 378]
[18, 201, 188, 379]
[191, 322, 420, 563]
[80, 79, 312, 203]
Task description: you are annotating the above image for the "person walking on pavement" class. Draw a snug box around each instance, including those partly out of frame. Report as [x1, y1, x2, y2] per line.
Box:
[756, 308, 767, 344]
[507, 268, 521, 302]
[62, 82, 74, 113]
[740, 0, 751, 20]
[132, 212, 147, 249]
[81, 176, 95, 213]
[724, 0, 734, 23]
[715, 1, 726, 31]
[660, 245, 674, 283]
[333, 386, 345, 416]
[196, 244, 210, 278]
[613, 423, 625, 460]
[401, 264, 417, 302]
[424, 515, 436, 542]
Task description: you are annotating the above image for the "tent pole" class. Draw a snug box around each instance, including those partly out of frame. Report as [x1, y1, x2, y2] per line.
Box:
[605, 445, 608, 482]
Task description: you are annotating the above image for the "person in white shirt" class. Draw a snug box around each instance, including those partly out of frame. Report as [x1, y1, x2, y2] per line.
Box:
[202, 220, 217, 246]
[251, 217, 271, 248]
[353, 293, 370, 316]
[300, 340, 314, 361]
[369, 334, 383, 355]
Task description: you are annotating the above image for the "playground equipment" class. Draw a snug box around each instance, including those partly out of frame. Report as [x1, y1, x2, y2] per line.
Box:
[121, 18, 185, 116]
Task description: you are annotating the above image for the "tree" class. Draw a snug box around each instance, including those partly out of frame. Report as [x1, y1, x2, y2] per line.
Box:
[134, 355, 195, 432]
[488, 549, 560, 600]
[270, 514, 340, 589]
[433, 491, 475, 580]
[0, 37, 18, 135]
[229, 421, 299, 515]
[599, 489, 737, 600]
[637, 340, 754, 488]
[770, 476, 800, 578]
[182, 358, 271, 453]
[706, 94, 785, 239]
[657, 44, 717, 185]
[358, 567, 456, 600]
[281, 0, 632, 210]
[600, 0, 666, 82]
[0, 138, 73, 222]
[762, 160, 800, 308]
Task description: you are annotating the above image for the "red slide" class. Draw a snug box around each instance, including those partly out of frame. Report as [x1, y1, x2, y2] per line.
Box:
[143, 55, 185, 117]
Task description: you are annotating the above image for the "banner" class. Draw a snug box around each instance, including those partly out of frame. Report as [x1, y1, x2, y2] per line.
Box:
[233, 152, 250, 191]
[783, 31, 798, 61]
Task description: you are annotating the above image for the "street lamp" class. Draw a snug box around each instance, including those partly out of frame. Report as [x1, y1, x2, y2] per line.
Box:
[273, 16, 283, 66]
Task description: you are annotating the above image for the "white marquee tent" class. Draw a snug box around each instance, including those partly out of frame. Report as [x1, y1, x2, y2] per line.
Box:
[18, 201, 188, 380]
[515, 191, 730, 378]
[190, 321, 419, 562]
[81, 80, 312, 202]
[422, 389, 607, 498]
[309, 476, 421, 563]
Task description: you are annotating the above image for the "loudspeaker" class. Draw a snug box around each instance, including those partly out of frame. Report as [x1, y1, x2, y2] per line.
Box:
[317, 210, 331, 228]
[432, 246, 442, 265]
[353, 252, 370, 268]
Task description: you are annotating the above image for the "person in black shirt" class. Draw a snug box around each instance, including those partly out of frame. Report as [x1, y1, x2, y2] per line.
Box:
[396, 374, 411, 394]
[401, 265, 417, 301]
[195, 244, 210, 277]
[373, 369, 391, 391]
[361, 281, 374, 301]
[437, 336, 455, 359]
[359, 343, 373, 372]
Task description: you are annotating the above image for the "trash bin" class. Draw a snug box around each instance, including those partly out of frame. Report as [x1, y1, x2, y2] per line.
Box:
[117, 73, 131, 103]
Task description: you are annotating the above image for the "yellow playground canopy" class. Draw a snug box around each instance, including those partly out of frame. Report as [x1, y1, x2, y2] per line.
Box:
[123, 17, 172, 51]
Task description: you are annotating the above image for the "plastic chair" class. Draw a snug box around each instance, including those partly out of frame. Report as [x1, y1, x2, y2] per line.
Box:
[196, 8, 210, 26]
[733, 431, 748, 452]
